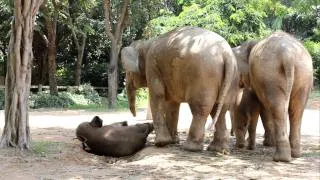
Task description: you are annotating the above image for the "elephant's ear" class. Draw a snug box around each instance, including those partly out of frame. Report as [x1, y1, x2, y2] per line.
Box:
[245, 40, 258, 59]
[90, 116, 103, 128]
[121, 47, 140, 72]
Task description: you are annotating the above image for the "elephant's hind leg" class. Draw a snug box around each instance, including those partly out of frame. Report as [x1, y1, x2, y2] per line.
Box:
[182, 103, 212, 152]
[264, 95, 291, 162]
[289, 87, 310, 158]
[207, 105, 229, 154]
[165, 101, 180, 144]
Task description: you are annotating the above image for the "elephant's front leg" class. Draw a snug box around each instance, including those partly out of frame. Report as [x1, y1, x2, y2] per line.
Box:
[182, 104, 212, 152]
[207, 105, 229, 154]
[165, 101, 180, 144]
[149, 80, 173, 147]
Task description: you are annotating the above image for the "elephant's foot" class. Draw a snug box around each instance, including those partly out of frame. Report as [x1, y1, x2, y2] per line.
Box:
[172, 134, 180, 144]
[235, 140, 246, 149]
[263, 137, 275, 147]
[247, 143, 256, 150]
[273, 143, 291, 162]
[207, 140, 229, 154]
[155, 134, 174, 147]
[182, 140, 203, 152]
[291, 145, 301, 158]
[247, 138, 256, 150]
[263, 133, 275, 147]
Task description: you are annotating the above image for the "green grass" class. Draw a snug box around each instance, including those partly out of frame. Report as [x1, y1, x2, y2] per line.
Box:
[31, 141, 64, 157]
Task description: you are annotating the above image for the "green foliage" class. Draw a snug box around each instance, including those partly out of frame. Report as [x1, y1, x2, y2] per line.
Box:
[0, 88, 4, 110]
[144, 0, 273, 46]
[66, 84, 102, 104]
[304, 40, 320, 85]
[116, 88, 149, 109]
[29, 91, 75, 109]
[29, 84, 102, 109]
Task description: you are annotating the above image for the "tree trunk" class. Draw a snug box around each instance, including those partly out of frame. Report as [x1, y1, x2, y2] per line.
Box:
[74, 35, 86, 86]
[45, 12, 58, 95]
[108, 43, 119, 108]
[103, 0, 129, 109]
[0, 0, 43, 150]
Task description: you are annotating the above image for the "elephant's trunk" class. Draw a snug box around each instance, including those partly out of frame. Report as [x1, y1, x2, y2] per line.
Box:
[127, 85, 137, 117]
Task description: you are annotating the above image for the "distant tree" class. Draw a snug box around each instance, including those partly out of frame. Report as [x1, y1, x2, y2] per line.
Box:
[42, 0, 59, 95]
[0, 0, 43, 150]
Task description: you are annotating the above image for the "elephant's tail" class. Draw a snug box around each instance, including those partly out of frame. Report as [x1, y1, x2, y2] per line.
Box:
[283, 56, 295, 121]
[208, 50, 237, 130]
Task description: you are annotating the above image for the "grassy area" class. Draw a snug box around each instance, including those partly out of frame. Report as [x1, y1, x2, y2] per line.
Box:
[31, 141, 65, 157]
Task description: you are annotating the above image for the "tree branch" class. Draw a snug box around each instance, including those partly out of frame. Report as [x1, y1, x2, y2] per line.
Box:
[103, 0, 115, 43]
[115, 0, 130, 40]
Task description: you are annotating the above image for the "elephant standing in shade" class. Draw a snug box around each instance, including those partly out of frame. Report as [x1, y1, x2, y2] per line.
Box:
[233, 31, 313, 162]
[121, 26, 238, 153]
[230, 88, 275, 150]
[76, 116, 154, 157]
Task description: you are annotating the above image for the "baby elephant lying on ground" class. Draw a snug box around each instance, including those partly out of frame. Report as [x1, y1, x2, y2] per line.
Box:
[76, 116, 154, 157]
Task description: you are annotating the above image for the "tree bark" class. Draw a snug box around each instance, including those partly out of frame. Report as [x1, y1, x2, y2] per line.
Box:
[103, 0, 130, 108]
[73, 33, 86, 86]
[0, 0, 43, 150]
[43, 0, 58, 95]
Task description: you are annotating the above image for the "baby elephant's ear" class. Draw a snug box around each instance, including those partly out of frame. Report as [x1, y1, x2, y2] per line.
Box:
[90, 116, 103, 128]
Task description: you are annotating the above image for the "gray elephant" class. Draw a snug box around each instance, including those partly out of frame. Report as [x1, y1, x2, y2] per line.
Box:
[121, 26, 238, 153]
[230, 88, 275, 150]
[76, 116, 154, 157]
[233, 31, 313, 162]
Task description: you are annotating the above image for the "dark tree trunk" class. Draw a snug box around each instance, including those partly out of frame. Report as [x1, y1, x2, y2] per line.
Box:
[43, 1, 58, 95]
[0, 0, 43, 150]
[74, 35, 86, 86]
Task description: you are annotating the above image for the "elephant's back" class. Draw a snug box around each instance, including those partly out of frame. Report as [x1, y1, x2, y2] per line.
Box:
[148, 27, 233, 102]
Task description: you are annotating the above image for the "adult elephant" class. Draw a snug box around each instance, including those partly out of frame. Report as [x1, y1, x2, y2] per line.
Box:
[121, 26, 237, 152]
[233, 31, 313, 162]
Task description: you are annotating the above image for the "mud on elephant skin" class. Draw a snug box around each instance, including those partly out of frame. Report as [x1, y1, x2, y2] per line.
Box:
[233, 31, 313, 162]
[121, 26, 238, 153]
[230, 88, 275, 150]
[75, 116, 154, 157]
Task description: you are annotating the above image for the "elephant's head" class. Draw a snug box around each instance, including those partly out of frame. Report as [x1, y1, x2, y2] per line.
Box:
[76, 116, 103, 142]
[232, 40, 258, 88]
[121, 41, 150, 116]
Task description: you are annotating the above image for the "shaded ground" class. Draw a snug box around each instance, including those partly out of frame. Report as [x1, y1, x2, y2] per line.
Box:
[0, 96, 319, 179]
[0, 128, 319, 179]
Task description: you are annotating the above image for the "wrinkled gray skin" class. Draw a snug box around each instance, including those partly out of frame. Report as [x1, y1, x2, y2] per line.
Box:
[76, 116, 154, 157]
[233, 31, 313, 162]
[121, 26, 238, 153]
[230, 88, 275, 150]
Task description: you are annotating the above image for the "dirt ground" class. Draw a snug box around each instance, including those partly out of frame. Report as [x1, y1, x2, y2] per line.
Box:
[0, 102, 319, 179]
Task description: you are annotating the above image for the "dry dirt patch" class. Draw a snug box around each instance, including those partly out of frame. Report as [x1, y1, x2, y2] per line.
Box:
[0, 127, 319, 179]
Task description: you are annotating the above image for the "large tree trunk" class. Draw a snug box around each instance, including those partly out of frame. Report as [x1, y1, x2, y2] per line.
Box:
[103, 0, 129, 109]
[44, 1, 58, 95]
[108, 43, 119, 108]
[0, 0, 43, 150]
